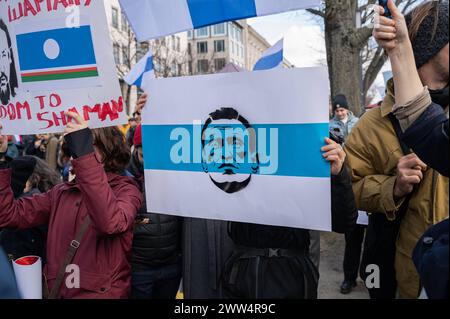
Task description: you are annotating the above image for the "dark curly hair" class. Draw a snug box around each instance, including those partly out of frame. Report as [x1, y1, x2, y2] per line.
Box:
[91, 126, 131, 174]
[26, 156, 62, 192]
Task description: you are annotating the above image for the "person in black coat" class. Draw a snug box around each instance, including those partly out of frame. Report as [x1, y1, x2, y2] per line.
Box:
[128, 124, 182, 299]
[222, 138, 358, 299]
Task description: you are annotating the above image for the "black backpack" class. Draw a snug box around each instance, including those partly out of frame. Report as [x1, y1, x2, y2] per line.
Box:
[359, 114, 412, 299]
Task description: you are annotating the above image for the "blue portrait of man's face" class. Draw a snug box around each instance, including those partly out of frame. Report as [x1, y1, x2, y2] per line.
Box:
[201, 108, 259, 194]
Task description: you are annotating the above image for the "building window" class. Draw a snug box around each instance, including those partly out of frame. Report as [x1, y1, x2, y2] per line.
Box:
[121, 11, 128, 32]
[236, 28, 242, 43]
[122, 45, 128, 64]
[197, 59, 209, 73]
[214, 40, 225, 52]
[187, 30, 193, 38]
[171, 62, 177, 75]
[188, 62, 193, 74]
[214, 58, 226, 71]
[112, 7, 119, 29]
[213, 23, 226, 36]
[171, 35, 176, 51]
[195, 27, 209, 38]
[197, 41, 208, 54]
[113, 43, 120, 64]
[136, 42, 149, 61]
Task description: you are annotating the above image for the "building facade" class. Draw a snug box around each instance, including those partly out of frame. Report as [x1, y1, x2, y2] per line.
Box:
[187, 20, 248, 75]
[105, 1, 288, 113]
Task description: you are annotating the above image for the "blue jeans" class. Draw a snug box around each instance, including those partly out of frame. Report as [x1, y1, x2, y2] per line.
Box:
[131, 263, 181, 299]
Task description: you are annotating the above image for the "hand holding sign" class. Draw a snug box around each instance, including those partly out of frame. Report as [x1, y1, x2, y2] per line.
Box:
[322, 138, 346, 175]
[64, 111, 89, 135]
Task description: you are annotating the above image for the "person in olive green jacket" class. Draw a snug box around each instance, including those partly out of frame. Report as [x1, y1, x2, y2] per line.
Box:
[345, 0, 449, 299]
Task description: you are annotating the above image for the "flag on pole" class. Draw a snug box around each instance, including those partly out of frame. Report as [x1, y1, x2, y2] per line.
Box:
[119, 0, 321, 42]
[124, 51, 155, 88]
[253, 39, 284, 71]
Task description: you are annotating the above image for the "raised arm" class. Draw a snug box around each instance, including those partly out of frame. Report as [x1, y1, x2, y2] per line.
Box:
[63, 112, 142, 236]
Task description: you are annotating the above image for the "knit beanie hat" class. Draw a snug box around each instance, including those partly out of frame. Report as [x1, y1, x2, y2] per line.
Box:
[406, 1, 449, 69]
[333, 94, 349, 112]
[10, 156, 37, 198]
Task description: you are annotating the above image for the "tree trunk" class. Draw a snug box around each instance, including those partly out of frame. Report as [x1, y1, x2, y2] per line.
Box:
[125, 84, 132, 115]
[324, 0, 364, 116]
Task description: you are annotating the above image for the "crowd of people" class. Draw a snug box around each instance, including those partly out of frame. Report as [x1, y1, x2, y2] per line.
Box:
[0, 0, 448, 300]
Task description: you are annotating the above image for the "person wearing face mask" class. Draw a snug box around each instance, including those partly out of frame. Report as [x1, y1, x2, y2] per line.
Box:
[345, 0, 448, 299]
[374, 0, 449, 299]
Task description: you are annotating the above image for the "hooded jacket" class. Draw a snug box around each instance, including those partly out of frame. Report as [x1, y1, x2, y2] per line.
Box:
[345, 80, 449, 298]
[0, 153, 142, 299]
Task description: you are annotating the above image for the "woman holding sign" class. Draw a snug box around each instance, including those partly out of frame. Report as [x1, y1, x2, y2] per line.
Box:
[0, 114, 142, 299]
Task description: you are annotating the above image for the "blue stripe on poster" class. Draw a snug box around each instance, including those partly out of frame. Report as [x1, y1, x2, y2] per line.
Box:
[142, 123, 330, 178]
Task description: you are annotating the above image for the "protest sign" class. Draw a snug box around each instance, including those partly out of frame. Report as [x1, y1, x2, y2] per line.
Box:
[142, 68, 332, 231]
[0, 0, 126, 135]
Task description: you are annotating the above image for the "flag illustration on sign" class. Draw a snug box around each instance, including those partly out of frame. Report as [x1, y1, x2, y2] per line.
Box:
[16, 26, 98, 83]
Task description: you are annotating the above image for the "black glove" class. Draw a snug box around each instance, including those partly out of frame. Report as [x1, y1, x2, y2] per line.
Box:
[64, 128, 95, 159]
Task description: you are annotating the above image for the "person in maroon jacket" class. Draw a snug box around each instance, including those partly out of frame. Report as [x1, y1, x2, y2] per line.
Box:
[0, 112, 142, 299]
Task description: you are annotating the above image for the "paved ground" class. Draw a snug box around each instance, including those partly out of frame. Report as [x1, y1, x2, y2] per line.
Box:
[318, 232, 369, 299]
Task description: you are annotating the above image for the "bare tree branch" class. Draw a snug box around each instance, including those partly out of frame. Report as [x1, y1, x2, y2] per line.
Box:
[363, 47, 388, 95]
[306, 8, 326, 18]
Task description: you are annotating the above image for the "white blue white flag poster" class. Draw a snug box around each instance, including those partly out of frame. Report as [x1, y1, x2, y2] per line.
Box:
[124, 51, 155, 88]
[253, 39, 284, 71]
[120, 0, 321, 41]
[0, 1, 125, 135]
[141, 68, 332, 231]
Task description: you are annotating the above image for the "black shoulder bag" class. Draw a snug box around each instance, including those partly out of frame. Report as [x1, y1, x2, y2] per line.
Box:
[359, 114, 412, 299]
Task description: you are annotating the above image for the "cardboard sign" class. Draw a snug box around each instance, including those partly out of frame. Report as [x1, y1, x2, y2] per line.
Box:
[142, 68, 332, 231]
[0, 0, 126, 134]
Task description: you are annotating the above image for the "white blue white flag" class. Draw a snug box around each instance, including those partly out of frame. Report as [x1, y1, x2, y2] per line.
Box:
[253, 39, 284, 71]
[141, 68, 332, 231]
[124, 51, 155, 88]
[119, 0, 321, 42]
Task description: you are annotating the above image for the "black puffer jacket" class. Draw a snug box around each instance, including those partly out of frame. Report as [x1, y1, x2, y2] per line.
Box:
[128, 151, 182, 270]
[223, 165, 358, 299]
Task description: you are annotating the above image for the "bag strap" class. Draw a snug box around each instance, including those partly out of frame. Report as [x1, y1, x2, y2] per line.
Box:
[388, 113, 414, 222]
[48, 216, 91, 299]
[388, 113, 411, 155]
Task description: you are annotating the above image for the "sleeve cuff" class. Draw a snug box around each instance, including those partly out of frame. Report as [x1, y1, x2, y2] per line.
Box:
[64, 128, 95, 159]
[393, 87, 432, 132]
[381, 175, 405, 220]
